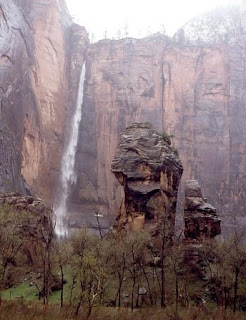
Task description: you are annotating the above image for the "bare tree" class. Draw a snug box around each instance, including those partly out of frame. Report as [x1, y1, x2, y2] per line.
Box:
[70, 230, 108, 318]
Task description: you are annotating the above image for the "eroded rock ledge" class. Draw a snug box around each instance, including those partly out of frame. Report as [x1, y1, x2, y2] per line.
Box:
[0, 192, 52, 217]
[0, 191, 54, 261]
[111, 123, 183, 239]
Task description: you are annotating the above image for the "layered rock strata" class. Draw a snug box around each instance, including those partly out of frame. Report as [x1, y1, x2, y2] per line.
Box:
[111, 123, 183, 238]
[184, 180, 221, 240]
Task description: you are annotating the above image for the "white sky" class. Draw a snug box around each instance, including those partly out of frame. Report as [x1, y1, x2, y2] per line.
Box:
[65, 0, 243, 40]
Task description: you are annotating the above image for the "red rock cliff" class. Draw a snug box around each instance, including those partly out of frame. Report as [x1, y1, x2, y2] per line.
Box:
[1, 2, 246, 231]
[75, 6, 246, 229]
[0, 0, 89, 203]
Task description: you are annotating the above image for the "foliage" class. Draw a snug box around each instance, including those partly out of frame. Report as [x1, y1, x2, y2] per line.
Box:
[0, 207, 246, 318]
[0, 203, 54, 304]
[0, 205, 29, 292]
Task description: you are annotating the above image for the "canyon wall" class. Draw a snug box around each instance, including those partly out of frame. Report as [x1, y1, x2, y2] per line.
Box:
[75, 6, 246, 228]
[1, 1, 246, 230]
[0, 0, 89, 203]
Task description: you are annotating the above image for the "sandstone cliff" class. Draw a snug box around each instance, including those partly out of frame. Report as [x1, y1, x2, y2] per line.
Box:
[111, 123, 183, 238]
[1, 2, 246, 232]
[0, 0, 89, 203]
[75, 6, 246, 229]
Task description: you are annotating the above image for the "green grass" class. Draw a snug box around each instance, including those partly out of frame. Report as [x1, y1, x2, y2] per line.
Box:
[2, 282, 39, 301]
[2, 268, 74, 304]
[2, 280, 69, 304]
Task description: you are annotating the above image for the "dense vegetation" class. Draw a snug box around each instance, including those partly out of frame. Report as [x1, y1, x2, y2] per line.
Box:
[0, 204, 246, 319]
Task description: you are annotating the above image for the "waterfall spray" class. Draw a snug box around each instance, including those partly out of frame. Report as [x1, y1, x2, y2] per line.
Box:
[54, 62, 86, 237]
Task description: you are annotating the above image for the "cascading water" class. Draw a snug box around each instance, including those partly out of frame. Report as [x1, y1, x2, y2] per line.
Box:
[54, 62, 86, 237]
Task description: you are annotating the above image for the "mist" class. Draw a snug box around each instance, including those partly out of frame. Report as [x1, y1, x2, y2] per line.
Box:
[65, 0, 243, 40]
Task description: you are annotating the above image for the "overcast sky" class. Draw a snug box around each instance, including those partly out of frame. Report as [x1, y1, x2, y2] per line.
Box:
[65, 0, 243, 40]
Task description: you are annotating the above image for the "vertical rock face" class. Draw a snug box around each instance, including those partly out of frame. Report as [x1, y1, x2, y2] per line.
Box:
[111, 123, 183, 237]
[75, 6, 246, 229]
[20, 1, 89, 203]
[0, 1, 246, 233]
[0, 0, 35, 194]
[0, 0, 89, 203]
[184, 180, 221, 240]
[76, 36, 170, 214]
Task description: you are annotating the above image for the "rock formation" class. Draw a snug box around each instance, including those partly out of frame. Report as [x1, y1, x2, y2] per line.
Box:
[184, 180, 221, 240]
[75, 5, 246, 231]
[0, 192, 53, 218]
[0, 0, 89, 203]
[183, 180, 221, 279]
[0, 192, 54, 258]
[0, 192, 54, 288]
[0, 2, 246, 233]
[111, 123, 183, 238]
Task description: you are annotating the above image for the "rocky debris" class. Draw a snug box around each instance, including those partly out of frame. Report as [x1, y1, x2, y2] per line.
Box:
[184, 180, 221, 240]
[111, 123, 183, 239]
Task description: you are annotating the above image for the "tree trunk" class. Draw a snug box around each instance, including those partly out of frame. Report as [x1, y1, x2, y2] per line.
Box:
[142, 264, 154, 306]
[160, 263, 166, 308]
[233, 268, 239, 313]
[116, 272, 123, 307]
[87, 298, 93, 319]
[116, 266, 125, 308]
[175, 275, 179, 313]
[75, 296, 83, 316]
[131, 276, 136, 310]
[60, 265, 64, 308]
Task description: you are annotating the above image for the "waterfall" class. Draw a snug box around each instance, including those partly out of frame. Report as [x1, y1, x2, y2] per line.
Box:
[54, 62, 86, 237]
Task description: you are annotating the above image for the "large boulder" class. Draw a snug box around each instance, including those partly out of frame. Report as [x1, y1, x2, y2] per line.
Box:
[111, 122, 183, 239]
